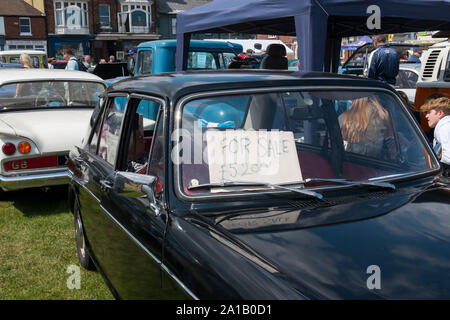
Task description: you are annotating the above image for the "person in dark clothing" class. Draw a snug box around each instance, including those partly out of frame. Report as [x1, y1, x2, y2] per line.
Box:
[407, 47, 423, 63]
[368, 35, 399, 85]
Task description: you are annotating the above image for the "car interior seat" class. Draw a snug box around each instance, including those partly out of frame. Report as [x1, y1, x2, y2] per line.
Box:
[128, 113, 146, 162]
[260, 44, 288, 70]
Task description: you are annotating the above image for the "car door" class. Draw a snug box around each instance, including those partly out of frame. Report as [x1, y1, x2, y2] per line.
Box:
[75, 95, 128, 269]
[95, 95, 170, 299]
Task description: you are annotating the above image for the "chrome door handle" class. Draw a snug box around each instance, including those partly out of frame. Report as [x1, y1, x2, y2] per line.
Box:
[100, 179, 113, 191]
[74, 156, 87, 166]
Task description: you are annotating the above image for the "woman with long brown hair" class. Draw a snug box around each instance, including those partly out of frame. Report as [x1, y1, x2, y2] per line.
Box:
[339, 95, 396, 159]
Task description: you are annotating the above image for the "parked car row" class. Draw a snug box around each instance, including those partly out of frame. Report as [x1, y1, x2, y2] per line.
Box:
[0, 41, 245, 193]
[1, 38, 448, 300]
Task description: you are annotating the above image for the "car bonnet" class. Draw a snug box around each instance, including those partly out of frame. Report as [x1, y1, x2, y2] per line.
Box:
[207, 185, 450, 299]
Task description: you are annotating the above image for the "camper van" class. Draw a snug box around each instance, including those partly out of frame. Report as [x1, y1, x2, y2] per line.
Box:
[414, 38, 450, 131]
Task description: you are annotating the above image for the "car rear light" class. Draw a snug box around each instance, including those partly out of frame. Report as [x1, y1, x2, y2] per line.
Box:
[18, 141, 31, 154]
[2, 143, 16, 155]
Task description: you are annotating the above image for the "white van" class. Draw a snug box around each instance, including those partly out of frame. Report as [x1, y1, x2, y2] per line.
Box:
[414, 38, 450, 131]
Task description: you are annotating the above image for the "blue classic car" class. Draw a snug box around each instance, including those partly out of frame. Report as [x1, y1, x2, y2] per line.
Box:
[105, 40, 242, 86]
[68, 70, 449, 299]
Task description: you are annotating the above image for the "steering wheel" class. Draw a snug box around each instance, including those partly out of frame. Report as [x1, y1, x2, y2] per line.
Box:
[35, 90, 67, 107]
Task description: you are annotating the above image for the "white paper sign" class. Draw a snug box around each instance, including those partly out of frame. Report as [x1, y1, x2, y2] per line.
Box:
[206, 130, 302, 188]
[196, 53, 207, 68]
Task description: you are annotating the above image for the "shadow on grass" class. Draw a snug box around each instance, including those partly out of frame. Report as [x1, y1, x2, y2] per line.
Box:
[0, 185, 70, 217]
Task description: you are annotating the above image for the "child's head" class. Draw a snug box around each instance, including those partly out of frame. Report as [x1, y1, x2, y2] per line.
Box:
[420, 96, 450, 128]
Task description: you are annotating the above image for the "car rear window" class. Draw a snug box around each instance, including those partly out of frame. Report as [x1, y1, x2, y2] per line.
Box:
[0, 80, 105, 110]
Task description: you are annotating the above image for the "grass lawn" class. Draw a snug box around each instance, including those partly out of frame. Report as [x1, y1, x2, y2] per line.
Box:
[0, 186, 113, 300]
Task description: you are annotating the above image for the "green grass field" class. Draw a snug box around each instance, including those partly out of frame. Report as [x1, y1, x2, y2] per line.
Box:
[0, 186, 113, 300]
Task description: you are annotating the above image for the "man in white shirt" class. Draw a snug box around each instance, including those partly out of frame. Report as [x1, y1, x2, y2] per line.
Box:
[421, 96, 450, 176]
[63, 48, 79, 71]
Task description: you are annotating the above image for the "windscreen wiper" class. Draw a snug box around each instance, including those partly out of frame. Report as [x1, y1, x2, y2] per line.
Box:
[304, 178, 396, 191]
[187, 180, 324, 200]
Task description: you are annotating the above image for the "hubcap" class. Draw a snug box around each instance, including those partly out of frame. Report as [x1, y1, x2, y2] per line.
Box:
[75, 211, 86, 257]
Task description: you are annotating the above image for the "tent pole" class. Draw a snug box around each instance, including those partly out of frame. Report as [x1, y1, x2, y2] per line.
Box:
[176, 32, 191, 71]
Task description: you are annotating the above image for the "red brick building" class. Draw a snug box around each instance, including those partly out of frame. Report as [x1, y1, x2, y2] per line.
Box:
[0, 0, 47, 52]
[44, 0, 159, 62]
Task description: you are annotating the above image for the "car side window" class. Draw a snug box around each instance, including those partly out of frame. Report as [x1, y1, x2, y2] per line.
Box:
[445, 51, 450, 81]
[119, 97, 164, 196]
[138, 50, 152, 75]
[97, 97, 127, 166]
[120, 98, 160, 171]
[396, 70, 418, 89]
[147, 110, 165, 198]
[31, 56, 39, 68]
[88, 102, 104, 154]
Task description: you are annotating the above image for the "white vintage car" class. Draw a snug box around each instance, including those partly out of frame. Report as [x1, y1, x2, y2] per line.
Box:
[0, 69, 106, 191]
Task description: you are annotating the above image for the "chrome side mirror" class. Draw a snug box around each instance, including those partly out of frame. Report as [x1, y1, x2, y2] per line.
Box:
[115, 171, 160, 216]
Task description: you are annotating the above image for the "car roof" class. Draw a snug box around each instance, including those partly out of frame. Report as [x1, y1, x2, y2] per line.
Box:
[0, 68, 105, 85]
[137, 40, 242, 50]
[428, 39, 450, 49]
[399, 63, 421, 72]
[0, 50, 47, 55]
[108, 70, 395, 101]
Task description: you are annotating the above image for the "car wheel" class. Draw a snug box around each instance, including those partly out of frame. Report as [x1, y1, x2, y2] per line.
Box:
[74, 200, 96, 271]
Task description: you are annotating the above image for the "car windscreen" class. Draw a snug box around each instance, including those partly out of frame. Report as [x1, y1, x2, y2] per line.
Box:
[0, 80, 105, 110]
[177, 89, 438, 196]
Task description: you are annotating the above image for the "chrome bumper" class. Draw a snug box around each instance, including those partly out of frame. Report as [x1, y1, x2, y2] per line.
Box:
[0, 170, 70, 191]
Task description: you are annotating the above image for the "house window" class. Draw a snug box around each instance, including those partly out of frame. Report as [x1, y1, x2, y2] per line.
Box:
[171, 17, 176, 35]
[99, 4, 110, 28]
[19, 18, 31, 35]
[0, 17, 5, 35]
[120, 1, 151, 32]
[54, 1, 88, 28]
